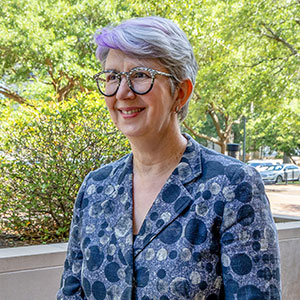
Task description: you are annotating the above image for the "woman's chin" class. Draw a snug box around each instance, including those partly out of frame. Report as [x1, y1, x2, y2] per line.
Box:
[117, 126, 145, 138]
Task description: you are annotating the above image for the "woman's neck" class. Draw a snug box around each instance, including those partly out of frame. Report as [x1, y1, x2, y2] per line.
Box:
[130, 130, 187, 178]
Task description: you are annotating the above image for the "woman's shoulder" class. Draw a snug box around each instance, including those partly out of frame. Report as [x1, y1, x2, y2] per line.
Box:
[199, 143, 261, 188]
[184, 133, 244, 165]
[75, 153, 132, 206]
[186, 133, 247, 171]
[88, 153, 131, 180]
[199, 143, 244, 167]
[183, 133, 260, 186]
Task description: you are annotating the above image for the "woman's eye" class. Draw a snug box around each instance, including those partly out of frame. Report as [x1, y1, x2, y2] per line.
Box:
[107, 74, 117, 82]
[133, 71, 150, 79]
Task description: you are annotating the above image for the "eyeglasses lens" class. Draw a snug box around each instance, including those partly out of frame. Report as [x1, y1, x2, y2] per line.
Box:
[97, 69, 153, 96]
[97, 72, 118, 96]
[129, 69, 152, 94]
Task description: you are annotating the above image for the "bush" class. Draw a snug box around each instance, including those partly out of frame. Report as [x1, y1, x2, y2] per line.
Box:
[0, 93, 130, 243]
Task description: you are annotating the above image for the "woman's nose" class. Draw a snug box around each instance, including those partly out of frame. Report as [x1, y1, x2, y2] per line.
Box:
[116, 77, 135, 100]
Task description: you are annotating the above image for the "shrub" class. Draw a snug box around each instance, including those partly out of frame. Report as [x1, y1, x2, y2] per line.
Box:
[0, 93, 130, 242]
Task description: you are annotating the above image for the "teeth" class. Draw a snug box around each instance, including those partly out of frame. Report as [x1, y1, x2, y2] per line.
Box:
[122, 108, 143, 114]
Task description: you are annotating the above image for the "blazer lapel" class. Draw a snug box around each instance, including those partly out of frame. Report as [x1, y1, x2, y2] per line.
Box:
[133, 135, 203, 258]
[102, 154, 135, 266]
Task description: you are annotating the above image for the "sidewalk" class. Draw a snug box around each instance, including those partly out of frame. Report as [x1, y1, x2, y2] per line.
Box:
[265, 183, 300, 193]
[265, 184, 300, 217]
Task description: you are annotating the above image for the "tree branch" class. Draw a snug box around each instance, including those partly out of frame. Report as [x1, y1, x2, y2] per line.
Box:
[45, 58, 78, 101]
[232, 55, 291, 68]
[0, 85, 31, 106]
[262, 24, 298, 55]
[45, 58, 58, 91]
[183, 121, 221, 145]
[208, 103, 224, 138]
[193, 90, 201, 101]
[57, 78, 75, 102]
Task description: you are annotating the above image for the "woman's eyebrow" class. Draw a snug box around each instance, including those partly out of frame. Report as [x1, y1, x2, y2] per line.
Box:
[105, 64, 149, 72]
[104, 68, 119, 72]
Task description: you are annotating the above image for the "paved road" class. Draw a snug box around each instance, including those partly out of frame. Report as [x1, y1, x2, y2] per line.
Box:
[265, 184, 300, 217]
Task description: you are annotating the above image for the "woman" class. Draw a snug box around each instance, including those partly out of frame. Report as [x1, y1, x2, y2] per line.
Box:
[57, 16, 281, 300]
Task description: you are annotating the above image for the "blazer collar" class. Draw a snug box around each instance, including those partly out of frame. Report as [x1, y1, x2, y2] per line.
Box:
[120, 133, 203, 185]
[130, 133, 203, 257]
[171, 133, 202, 184]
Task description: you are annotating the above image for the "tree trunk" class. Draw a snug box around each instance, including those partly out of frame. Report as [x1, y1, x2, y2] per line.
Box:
[283, 152, 291, 164]
[220, 143, 226, 154]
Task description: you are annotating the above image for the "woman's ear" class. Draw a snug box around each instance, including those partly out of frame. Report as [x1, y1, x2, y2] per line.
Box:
[174, 78, 193, 110]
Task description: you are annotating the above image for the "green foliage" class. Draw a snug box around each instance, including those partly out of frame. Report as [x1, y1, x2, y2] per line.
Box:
[0, 0, 114, 101]
[106, 0, 300, 154]
[0, 93, 129, 241]
[247, 107, 300, 156]
[0, 0, 300, 242]
[182, 0, 300, 153]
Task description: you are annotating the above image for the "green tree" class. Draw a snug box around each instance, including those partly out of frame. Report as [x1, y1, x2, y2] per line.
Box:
[0, 93, 129, 241]
[105, 0, 300, 154]
[2, 0, 299, 140]
[0, 0, 114, 103]
[247, 104, 300, 162]
[183, 0, 300, 153]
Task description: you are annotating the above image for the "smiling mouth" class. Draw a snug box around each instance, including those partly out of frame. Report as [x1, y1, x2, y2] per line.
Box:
[121, 108, 145, 115]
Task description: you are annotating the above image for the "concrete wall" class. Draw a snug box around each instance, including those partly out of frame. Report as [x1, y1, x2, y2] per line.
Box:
[0, 220, 300, 300]
[276, 220, 300, 300]
[0, 243, 67, 300]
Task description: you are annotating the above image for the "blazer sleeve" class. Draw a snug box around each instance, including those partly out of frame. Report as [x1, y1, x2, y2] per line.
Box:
[220, 166, 281, 299]
[56, 175, 89, 300]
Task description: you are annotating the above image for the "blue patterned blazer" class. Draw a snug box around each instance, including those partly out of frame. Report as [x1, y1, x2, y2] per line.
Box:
[57, 134, 281, 300]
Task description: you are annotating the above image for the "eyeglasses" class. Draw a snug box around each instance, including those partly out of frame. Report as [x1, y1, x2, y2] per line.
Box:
[93, 67, 174, 97]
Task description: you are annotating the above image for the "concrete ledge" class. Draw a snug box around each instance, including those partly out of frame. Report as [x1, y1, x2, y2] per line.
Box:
[0, 219, 300, 300]
[0, 266, 64, 300]
[273, 213, 300, 223]
[0, 243, 67, 300]
[274, 218, 300, 300]
[276, 221, 300, 241]
[0, 243, 67, 273]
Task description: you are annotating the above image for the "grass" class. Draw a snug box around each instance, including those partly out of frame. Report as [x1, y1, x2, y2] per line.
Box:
[275, 181, 300, 185]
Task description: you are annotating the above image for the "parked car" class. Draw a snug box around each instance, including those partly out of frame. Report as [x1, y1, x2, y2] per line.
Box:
[247, 160, 279, 171]
[259, 164, 300, 184]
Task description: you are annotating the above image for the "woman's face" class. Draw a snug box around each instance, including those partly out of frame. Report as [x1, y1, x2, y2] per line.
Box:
[103, 49, 178, 140]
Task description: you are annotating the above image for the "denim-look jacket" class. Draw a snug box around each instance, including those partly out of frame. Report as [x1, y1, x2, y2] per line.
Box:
[57, 134, 281, 300]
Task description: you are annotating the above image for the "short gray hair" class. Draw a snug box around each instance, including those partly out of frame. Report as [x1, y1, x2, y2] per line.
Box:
[95, 16, 198, 121]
